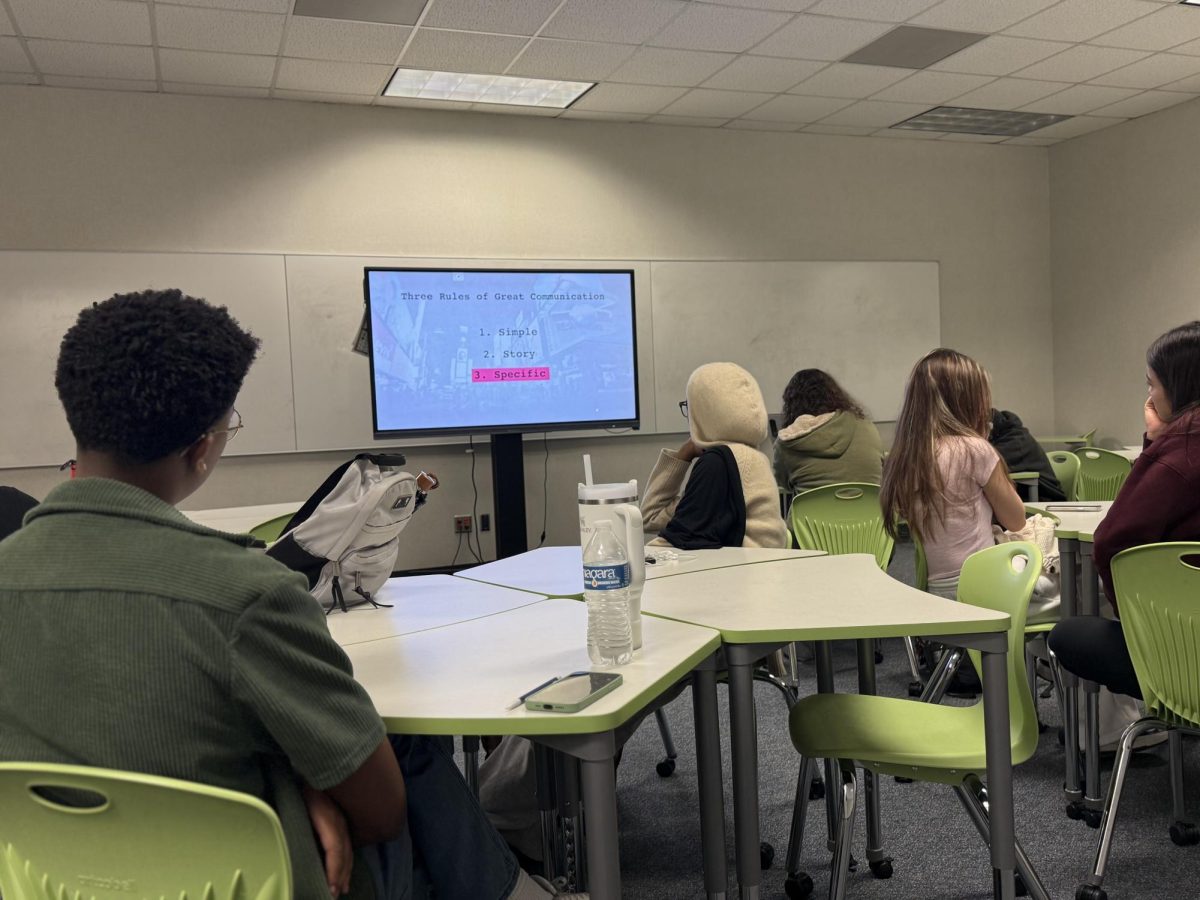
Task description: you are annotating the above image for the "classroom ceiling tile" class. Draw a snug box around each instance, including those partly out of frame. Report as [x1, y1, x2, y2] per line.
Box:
[27, 39, 156, 79]
[470, 102, 562, 116]
[877, 125, 946, 137]
[162, 83, 270, 98]
[750, 15, 891, 61]
[803, 123, 877, 135]
[1088, 88, 1196, 117]
[1015, 44, 1150, 82]
[1021, 83, 1142, 114]
[159, 49, 276, 87]
[275, 57, 393, 94]
[399, 30, 528, 75]
[818, 98, 932, 126]
[1004, 135, 1061, 145]
[508, 39, 635, 82]
[657, 87, 772, 117]
[0, 7, 14, 35]
[649, 4, 792, 53]
[1089, 5, 1200, 51]
[542, 0, 689, 45]
[283, 17, 411, 64]
[1089, 53, 1200, 88]
[645, 113, 732, 127]
[930, 36, 1071, 75]
[842, 26, 986, 69]
[6, 0, 151, 46]
[701, 56, 826, 92]
[805, 0, 942, 22]
[0, 71, 38, 84]
[607, 47, 736, 87]
[168, 0, 291, 12]
[1170, 35, 1200, 56]
[1024, 114, 1127, 139]
[723, 118, 802, 130]
[155, 5, 285, 56]
[788, 62, 910, 98]
[41, 74, 155, 91]
[1002, 0, 1156, 43]
[558, 109, 650, 122]
[375, 95, 465, 110]
[0, 37, 31, 73]
[568, 82, 688, 113]
[421, 0, 561, 36]
[910, 0, 1061, 34]
[1160, 69, 1200, 92]
[274, 88, 377, 105]
[741, 92, 853, 121]
[870, 70, 993, 103]
[949, 77, 1070, 110]
[291, 0, 425, 26]
[937, 131, 1006, 141]
[698, 0, 817, 10]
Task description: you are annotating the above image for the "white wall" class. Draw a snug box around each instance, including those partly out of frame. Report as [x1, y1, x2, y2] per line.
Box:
[1050, 96, 1200, 447]
[0, 86, 1055, 566]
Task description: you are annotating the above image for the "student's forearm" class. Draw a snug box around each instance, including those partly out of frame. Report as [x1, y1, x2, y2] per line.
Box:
[641, 450, 690, 533]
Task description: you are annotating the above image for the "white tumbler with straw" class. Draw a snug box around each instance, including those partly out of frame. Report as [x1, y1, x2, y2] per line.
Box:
[578, 454, 645, 650]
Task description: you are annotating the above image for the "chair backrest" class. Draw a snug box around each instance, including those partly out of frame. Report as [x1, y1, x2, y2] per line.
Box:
[249, 512, 296, 544]
[912, 531, 928, 592]
[958, 542, 1042, 765]
[1045, 451, 1081, 501]
[1072, 447, 1132, 500]
[0, 763, 292, 900]
[1111, 543, 1200, 729]
[789, 483, 893, 570]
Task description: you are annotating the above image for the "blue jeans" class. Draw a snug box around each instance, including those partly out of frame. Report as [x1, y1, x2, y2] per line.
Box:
[364, 735, 521, 900]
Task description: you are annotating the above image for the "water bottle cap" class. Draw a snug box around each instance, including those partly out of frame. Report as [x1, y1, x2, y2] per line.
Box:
[578, 481, 638, 502]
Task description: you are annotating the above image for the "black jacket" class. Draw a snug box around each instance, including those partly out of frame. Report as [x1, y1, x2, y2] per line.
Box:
[0, 486, 39, 542]
[989, 410, 1066, 502]
[660, 446, 748, 550]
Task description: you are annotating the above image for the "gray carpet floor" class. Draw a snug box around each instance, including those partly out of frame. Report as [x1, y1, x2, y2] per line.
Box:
[605, 543, 1200, 900]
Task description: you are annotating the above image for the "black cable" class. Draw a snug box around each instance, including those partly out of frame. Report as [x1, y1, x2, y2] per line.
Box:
[468, 435, 483, 562]
[450, 530, 464, 568]
[537, 432, 549, 548]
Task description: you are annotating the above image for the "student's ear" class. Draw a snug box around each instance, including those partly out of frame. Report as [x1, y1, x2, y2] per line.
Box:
[182, 434, 216, 475]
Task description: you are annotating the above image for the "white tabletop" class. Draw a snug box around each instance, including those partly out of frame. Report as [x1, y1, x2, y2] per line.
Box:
[180, 501, 302, 534]
[1042, 500, 1113, 542]
[324, 574, 547, 646]
[1113, 446, 1142, 462]
[455, 545, 825, 596]
[339, 598, 722, 736]
[640, 553, 1008, 643]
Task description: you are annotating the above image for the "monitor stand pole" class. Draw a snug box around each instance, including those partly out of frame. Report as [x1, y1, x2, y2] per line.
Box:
[490, 432, 528, 559]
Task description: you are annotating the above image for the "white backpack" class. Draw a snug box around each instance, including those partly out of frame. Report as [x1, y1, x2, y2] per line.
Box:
[267, 453, 424, 613]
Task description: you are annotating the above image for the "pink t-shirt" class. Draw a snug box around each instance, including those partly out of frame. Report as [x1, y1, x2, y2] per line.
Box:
[923, 435, 1002, 582]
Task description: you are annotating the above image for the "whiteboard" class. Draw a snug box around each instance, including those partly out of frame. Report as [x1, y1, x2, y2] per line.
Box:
[649, 261, 940, 426]
[0, 251, 295, 468]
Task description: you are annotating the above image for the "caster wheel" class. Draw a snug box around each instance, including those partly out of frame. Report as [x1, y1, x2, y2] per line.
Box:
[809, 779, 825, 801]
[1038, 720, 1048, 734]
[784, 872, 814, 899]
[869, 858, 893, 879]
[760, 841, 774, 870]
[1170, 820, 1200, 846]
[1082, 807, 1103, 829]
[655, 758, 676, 777]
[907, 681, 924, 697]
[1066, 801, 1084, 821]
[1016, 872, 1028, 897]
[848, 854, 859, 873]
[1075, 884, 1107, 900]
[874, 649, 884, 664]
[894, 775, 914, 784]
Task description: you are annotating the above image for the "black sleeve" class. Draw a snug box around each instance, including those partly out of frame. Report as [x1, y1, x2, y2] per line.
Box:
[0, 487, 39, 542]
[660, 448, 747, 550]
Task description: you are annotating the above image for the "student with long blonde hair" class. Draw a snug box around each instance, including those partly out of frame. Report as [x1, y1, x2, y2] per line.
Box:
[882, 349, 1026, 599]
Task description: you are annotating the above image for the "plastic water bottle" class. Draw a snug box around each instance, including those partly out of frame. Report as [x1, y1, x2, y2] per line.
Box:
[582, 520, 634, 667]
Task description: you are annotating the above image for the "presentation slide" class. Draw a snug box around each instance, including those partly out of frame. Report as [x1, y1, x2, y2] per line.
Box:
[366, 269, 638, 435]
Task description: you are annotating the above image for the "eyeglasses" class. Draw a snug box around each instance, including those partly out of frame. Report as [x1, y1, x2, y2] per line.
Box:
[210, 408, 244, 442]
[679, 400, 688, 419]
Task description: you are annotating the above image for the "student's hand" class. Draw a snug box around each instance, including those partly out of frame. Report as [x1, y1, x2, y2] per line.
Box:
[303, 786, 354, 897]
[1144, 397, 1167, 441]
[417, 471, 439, 491]
[677, 439, 701, 461]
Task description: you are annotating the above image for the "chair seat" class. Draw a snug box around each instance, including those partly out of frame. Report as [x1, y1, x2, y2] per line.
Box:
[790, 692, 1030, 785]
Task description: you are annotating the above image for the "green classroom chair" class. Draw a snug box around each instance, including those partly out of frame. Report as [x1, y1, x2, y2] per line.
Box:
[249, 512, 297, 544]
[0, 762, 292, 900]
[1047, 451, 1081, 502]
[787, 543, 1049, 900]
[1072, 447, 1132, 501]
[1076, 543, 1200, 900]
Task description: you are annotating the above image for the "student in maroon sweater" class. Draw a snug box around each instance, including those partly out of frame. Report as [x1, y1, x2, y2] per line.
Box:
[1049, 321, 1200, 697]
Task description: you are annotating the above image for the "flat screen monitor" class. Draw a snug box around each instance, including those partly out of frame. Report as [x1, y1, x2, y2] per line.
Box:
[365, 268, 639, 437]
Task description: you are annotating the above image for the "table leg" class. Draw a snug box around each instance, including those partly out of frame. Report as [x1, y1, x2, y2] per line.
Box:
[816, 643, 840, 845]
[981, 645, 1017, 900]
[1029, 482, 1039, 504]
[857, 639, 887, 873]
[693, 660, 729, 899]
[1080, 543, 1104, 823]
[534, 743, 560, 883]
[1059, 537, 1082, 811]
[462, 735, 480, 796]
[580, 754, 621, 900]
[728, 644, 766, 900]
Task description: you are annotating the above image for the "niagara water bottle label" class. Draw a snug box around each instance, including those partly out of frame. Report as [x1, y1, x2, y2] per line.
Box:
[583, 563, 631, 591]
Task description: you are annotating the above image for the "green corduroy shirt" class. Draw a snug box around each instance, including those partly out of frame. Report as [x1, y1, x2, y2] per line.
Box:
[0, 478, 387, 900]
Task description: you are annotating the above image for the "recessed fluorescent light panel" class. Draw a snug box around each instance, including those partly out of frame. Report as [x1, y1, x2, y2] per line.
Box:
[384, 69, 594, 109]
[893, 106, 1072, 137]
[1181, 1, 1200, 7]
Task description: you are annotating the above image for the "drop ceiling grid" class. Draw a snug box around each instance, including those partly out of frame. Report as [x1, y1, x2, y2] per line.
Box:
[0, 0, 1198, 145]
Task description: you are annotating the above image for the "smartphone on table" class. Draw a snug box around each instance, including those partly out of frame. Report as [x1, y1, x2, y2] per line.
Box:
[525, 672, 623, 713]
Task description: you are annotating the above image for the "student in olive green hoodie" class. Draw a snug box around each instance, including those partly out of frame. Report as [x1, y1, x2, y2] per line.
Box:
[773, 369, 884, 493]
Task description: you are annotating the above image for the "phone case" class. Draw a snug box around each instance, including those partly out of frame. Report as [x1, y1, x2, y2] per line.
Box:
[525, 673, 623, 713]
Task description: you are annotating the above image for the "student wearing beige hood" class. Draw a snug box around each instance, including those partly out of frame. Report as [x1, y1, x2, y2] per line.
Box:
[642, 362, 789, 549]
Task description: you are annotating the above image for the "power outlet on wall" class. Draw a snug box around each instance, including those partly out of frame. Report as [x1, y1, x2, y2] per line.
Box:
[454, 515, 473, 534]
[480, 514, 491, 532]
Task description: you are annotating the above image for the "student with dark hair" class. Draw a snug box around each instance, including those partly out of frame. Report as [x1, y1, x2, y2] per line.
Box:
[773, 368, 883, 493]
[1049, 321, 1200, 697]
[0, 290, 579, 900]
[988, 408, 1066, 502]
